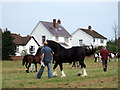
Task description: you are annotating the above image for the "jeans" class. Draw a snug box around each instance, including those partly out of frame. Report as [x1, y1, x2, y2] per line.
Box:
[36, 62, 52, 79]
[102, 59, 108, 72]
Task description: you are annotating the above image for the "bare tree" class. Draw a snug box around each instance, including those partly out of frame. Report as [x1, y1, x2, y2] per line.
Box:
[112, 23, 118, 41]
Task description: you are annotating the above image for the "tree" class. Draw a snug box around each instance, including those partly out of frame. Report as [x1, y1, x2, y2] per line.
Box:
[107, 40, 119, 53]
[2, 28, 16, 59]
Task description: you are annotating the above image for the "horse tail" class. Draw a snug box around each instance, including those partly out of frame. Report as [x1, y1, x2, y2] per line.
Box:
[22, 55, 28, 66]
[85, 45, 96, 56]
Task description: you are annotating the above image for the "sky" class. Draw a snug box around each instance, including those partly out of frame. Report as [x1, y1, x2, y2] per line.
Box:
[1, 1, 118, 40]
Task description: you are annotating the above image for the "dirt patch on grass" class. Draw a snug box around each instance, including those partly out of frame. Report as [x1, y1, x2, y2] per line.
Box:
[44, 77, 118, 88]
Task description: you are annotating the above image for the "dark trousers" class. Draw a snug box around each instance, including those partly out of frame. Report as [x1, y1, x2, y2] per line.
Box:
[102, 59, 108, 72]
[94, 57, 97, 62]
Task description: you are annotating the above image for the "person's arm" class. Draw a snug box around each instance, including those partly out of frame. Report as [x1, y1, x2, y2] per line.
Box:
[40, 48, 45, 67]
[51, 49, 54, 55]
[40, 53, 44, 63]
[40, 53, 45, 67]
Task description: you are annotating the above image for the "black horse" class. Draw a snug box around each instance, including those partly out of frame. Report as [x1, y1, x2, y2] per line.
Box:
[46, 40, 96, 77]
[22, 47, 42, 73]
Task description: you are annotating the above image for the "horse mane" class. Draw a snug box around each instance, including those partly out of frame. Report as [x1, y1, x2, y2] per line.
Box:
[35, 47, 42, 56]
[47, 40, 65, 51]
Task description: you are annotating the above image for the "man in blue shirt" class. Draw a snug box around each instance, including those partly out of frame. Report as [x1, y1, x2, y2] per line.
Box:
[36, 41, 54, 79]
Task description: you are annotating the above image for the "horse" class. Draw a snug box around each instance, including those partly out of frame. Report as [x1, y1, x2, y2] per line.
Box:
[22, 47, 42, 73]
[117, 52, 120, 61]
[46, 40, 96, 77]
[108, 52, 115, 62]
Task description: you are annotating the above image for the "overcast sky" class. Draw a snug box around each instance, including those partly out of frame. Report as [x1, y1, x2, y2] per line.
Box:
[1, 1, 118, 40]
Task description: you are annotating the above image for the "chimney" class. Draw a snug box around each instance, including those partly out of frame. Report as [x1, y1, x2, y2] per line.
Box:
[57, 19, 61, 24]
[53, 19, 56, 28]
[88, 25, 92, 30]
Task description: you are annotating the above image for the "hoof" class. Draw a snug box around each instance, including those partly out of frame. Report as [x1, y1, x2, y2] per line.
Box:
[53, 72, 57, 77]
[61, 75, 66, 77]
[81, 74, 87, 77]
[77, 73, 82, 76]
[26, 70, 29, 73]
[52, 74, 57, 77]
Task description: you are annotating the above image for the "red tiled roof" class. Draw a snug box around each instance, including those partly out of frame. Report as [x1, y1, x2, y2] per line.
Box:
[80, 28, 107, 39]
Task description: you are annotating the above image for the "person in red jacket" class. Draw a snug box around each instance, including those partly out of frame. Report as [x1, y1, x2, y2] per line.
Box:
[100, 46, 109, 72]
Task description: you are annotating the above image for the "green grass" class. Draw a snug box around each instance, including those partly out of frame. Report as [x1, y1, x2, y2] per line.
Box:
[2, 58, 119, 88]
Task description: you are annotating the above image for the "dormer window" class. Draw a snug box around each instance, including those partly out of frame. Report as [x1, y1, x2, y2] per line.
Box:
[58, 28, 62, 30]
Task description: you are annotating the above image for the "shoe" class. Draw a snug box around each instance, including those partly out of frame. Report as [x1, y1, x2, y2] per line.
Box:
[35, 76, 40, 79]
[103, 68, 107, 72]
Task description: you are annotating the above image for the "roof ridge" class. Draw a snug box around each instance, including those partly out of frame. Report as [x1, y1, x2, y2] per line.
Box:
[80, 28, 107, 39]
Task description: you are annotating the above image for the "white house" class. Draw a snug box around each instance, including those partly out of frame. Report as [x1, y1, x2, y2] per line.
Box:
[30, 19, 72, 48]
[12, 34, 40, 56]
[71, 26, 107, 47]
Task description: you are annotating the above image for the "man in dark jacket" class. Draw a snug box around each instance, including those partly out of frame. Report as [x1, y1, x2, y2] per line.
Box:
[36, 41, 54, 79]
[100, 47, 109, 72]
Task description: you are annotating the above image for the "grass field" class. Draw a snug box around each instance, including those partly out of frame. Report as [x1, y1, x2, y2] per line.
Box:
[2, 58, 119, 88]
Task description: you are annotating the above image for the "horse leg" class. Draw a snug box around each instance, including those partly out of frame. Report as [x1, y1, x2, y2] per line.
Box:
[59, 63, 66, 77]
[25, 62, 29, 73]
[27, 63, 31, 73]
[35, 63, 37, 72]
[77, 60, 87, 77]
[30, 63, 35, 72]
[77, 61, 80, 68]
[52, 62, 59, 77]
[81, 62, 87, 77]
[72, 61, 76, 68]
[77, 62, 82, 76]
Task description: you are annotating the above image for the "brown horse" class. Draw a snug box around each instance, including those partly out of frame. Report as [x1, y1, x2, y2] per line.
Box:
[22, 47, 42, 73]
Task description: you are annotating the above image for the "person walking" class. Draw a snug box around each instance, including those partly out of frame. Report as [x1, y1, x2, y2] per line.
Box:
[36, 41, 54, 79]
[100, 46, 109, 72]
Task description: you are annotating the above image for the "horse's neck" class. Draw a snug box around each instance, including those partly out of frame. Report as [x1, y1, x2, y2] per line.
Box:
[51, 45, 64, 53]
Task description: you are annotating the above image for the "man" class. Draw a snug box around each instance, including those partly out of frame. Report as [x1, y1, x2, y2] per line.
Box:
[36, 41, 54, 79]
[100, 46, 109, 72]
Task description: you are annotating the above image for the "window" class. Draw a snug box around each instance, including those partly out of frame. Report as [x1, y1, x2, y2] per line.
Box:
[64, 37, 69, 43]
[16, 46, 19, 53]
[55, 36, 59, 41]
[93, 38, 95, 42]
[42, 36, 46, 44]
[100, 39, 104, 44]
[29, 46, 35, 53]
[79, 39, 83, 46]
